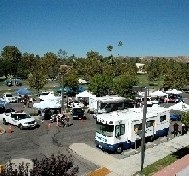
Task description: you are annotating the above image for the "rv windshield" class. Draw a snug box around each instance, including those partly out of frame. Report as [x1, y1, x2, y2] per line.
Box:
[96, 121, 114, 137]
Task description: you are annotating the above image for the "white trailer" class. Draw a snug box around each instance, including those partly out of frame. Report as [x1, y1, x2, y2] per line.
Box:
[89, 95, 128, 114]
[95, 105, 170, 153]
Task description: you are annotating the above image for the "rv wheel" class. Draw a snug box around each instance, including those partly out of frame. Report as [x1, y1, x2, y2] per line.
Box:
[116, 146, 123, 154]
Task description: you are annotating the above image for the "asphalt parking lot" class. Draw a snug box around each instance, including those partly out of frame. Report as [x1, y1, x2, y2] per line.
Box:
[0, 103, 99, 176]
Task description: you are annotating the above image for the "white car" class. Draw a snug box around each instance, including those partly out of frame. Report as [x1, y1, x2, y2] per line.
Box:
[3, 93, 17, 103]
[2, 111, 37, 130]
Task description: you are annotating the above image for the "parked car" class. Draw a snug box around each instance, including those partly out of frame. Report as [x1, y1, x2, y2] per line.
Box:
[2, 111, 37, 130]
[71, 107, 86, 120]
[3, 93, 18, 103]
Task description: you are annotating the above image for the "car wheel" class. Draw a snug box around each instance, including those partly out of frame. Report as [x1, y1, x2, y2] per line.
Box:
[116, 145, 123, 154]
[19, 124, 23, 130]
[3, 118, 7, 125]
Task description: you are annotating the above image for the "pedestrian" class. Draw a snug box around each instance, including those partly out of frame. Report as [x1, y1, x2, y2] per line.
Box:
[173, 123, 179, 137]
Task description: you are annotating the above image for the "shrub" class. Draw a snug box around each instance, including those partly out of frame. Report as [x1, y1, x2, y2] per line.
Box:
[0, 154, 79, 176]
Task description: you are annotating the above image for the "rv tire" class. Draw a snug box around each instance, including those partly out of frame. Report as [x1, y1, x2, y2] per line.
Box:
[116, 146, 123, 154]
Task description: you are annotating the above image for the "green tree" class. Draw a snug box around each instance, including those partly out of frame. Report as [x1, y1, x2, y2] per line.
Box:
[146, 60, 162, 81]
[83, 51, 103, 79]
[107, 45, 113, 52]
[181, 111, 189, 127]
[1, 46, 22, 77]
[163, 61, 187, 89]
[42, 52, 58, 79]
[88, 74, 113, 96]
[18, 53, 36, 78]
[112, 73, 138, 97]
[27, 60, 48, 94]
[63, 69, 79, 88]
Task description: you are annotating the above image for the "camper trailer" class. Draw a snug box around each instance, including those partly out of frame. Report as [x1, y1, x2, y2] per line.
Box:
[89, 95, 134, 114]
[95, 106, 170, 153]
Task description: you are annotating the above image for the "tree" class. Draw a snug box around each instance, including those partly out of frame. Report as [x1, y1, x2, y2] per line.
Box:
[163, 61, 187, 89]
[88, 74, 113, 96]
[1, 46, 22, 77]
[63, 69, 79, 89]
[18, 53, 36, 78]
[83, 51, 103, 79]
[27, 60, 48, 94]
[181, 111, 189, 127]
[107, 45, 113, 52]
[42, 52, 58, 79]
[112, 73, 138, 97]
[146, 60, 162, 82]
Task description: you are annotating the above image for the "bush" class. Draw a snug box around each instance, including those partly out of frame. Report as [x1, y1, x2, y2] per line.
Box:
[0, 154, 79, 176]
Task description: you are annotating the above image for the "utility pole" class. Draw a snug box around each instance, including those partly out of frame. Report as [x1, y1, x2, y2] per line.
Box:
[61, 74, 64, 114]
[141, 87, 147, 174]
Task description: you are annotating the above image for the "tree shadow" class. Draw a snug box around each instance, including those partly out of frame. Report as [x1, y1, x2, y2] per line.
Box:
[171, 146, 189, 159]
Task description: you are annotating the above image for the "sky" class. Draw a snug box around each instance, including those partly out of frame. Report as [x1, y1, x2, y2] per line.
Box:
[0, 0, 189, 58]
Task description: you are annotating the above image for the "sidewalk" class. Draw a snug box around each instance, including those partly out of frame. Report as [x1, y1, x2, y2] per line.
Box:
[69, 133, 189, 176]
[153, 154, 189, 176]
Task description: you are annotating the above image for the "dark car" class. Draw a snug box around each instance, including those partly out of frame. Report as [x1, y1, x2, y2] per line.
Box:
[71, 107, 86, 120]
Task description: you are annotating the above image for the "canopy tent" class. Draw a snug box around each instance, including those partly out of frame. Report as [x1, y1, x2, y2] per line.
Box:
[33, 99, 61, 109]
[76, 90, 93, 98]
[16, 88, 31, 95]
[166, 89, 182, 95]
[150, 90, 167, 97]
[42, 94, 61, 101]
[169, 102, 189, 111]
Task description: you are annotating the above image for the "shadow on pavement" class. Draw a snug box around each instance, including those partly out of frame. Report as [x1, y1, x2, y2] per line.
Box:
[171, 146, 189, 159]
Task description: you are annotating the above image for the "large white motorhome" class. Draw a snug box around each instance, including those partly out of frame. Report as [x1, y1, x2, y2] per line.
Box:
[89, 95, 134, 114]
[95, 105, 170, 153]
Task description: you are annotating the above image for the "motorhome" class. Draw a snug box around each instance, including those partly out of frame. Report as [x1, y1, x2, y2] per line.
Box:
[89, 95, 134, 114]
[95, 105, 170, 153]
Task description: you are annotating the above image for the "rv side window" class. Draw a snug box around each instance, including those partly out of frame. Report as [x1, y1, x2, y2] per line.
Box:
[146, 120, 155, 128]
[120, 124, 125, 135]
[115, 124, 125, 137]
[134, 124, 142, 131]
[160, 115, 166, 122]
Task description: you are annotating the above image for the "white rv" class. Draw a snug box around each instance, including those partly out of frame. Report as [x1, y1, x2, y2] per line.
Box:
[95, 106, 170, 153]
[89, 95, 134, 114]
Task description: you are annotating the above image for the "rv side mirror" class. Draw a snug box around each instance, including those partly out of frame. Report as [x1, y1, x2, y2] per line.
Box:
[116, 132, 120, 138]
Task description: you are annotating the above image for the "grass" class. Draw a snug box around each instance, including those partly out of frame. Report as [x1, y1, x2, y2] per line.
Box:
[133, 146, 189, 176]
[137, 74, 164, 90]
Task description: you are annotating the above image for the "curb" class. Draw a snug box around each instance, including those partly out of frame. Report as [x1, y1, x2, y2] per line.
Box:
[0, 126, 6, 135]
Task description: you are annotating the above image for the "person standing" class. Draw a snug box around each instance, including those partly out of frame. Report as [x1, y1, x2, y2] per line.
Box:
[173, 123, 179, 137]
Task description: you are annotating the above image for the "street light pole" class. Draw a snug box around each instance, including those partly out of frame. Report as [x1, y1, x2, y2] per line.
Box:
[141, 87, 147, 174]
[61, 74, 64, 114]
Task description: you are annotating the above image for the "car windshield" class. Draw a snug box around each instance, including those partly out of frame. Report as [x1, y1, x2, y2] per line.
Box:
[6, 94, 13, 97]
[96, 121, 114, 137]
[41, 92, 49, 95]
[11, 113, 31, 120]
[73, 108, 84, 113]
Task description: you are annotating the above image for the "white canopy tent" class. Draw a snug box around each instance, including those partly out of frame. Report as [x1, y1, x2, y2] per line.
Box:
[76, 90, 93, 99]
[150, 90, 167, 97]
[169, 102, 189, 112]
[33, 99, 61, 109]
[166, 89, 182, 95]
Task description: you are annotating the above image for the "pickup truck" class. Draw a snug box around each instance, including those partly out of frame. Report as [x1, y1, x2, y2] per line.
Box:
[2, 111, 37, 130]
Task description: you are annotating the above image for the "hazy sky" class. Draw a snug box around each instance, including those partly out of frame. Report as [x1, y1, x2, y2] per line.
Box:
[0, 0, 189, 57]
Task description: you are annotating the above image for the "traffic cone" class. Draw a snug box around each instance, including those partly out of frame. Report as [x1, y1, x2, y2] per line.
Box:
[8, 125, 12, 133]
